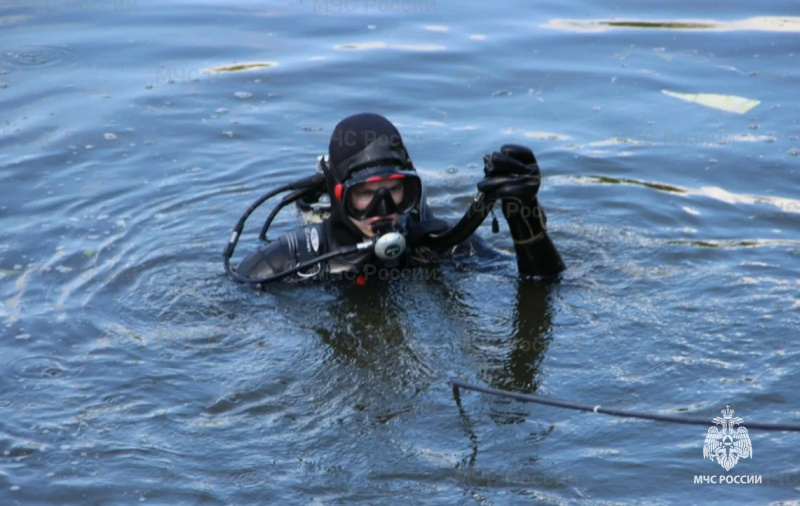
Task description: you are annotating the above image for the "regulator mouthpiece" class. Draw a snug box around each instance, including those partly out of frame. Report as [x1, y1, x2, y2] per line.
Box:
[374, 231, 407, 261]
[370, 218, 395, 237]
[369, 219, 405, 260]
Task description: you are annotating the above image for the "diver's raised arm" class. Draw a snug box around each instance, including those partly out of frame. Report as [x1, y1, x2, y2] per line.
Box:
[488, 144, 567, 277]
[409, 191, 497, 253]
[411, 145, 565, 278]
[478, 145, 566, 279]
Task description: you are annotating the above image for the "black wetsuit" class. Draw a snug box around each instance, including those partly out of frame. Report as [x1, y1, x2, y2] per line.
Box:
[236, 192, 565, 283]
[236, 192, 447, 282]
[235, 112, 565, 283]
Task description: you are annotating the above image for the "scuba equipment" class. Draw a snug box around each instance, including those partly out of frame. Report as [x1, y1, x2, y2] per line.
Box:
[222, 151, 491, 284]
[223, 155, 419, 285]
[224, 109, 562, 284]
[334, 165, 422, 221]
[324, 134, 420, 241]
[276, 155, 330, 230]
[371, 219, 407, 261]
[222, 162, 330, 284]
[223, 143, 564, 284]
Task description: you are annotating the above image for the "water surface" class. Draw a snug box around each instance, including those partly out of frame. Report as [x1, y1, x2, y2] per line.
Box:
[2, 1, 800, 504]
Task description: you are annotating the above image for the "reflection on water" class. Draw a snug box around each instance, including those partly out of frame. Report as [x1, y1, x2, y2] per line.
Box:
[572, 175, 800, 216]
[334, 42, 447, 51]
[666, 238, 800, 248]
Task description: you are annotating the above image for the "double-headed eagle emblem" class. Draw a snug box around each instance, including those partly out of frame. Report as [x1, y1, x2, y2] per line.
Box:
[703, 405, 752, 471]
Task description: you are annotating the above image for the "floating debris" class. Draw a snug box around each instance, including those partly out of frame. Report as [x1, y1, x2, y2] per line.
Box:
[661, 89, 760, 114]
[206, 62, 277, 73]
[542, 16, 800, 33]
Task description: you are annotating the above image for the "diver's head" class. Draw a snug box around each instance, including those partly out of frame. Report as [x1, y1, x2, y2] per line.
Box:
[325, 113, 422, 238]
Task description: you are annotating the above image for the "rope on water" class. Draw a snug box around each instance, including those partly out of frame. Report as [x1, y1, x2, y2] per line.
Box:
[450, 379, 800, 432]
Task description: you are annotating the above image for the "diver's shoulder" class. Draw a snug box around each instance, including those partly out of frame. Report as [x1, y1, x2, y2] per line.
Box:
[237, 224, 323, 278]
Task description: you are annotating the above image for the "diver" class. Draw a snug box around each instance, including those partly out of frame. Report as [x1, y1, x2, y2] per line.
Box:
[223, 112, 566, 284]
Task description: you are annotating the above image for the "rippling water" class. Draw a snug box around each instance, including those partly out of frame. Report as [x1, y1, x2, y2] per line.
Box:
[2, 1, 800, 504]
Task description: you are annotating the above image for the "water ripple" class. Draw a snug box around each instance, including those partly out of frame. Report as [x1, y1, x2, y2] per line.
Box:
[1, 45, 77, 70]
[6, 355, 78, 381]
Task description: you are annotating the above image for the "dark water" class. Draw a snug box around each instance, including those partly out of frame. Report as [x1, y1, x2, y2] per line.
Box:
[2, 1, 800, 504]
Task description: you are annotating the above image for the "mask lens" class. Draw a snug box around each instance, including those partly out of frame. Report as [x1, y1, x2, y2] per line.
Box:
[344, 171, 421, 220]
[350, 179, 404, 211]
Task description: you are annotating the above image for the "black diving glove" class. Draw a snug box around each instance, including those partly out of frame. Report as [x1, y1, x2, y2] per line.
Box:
[477, 144, 547, 239]
[477, 146, 540, 199]
[478, 144, 565, 277]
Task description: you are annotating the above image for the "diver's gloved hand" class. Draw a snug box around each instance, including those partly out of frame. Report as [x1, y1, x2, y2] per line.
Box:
[477, 145, 548, 240]
[485, 144, 539, 176]
[477, 145, 541, 202]
[479, 145, 566, 277]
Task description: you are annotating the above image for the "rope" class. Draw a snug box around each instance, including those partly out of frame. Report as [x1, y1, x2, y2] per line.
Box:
[450, 379, 800, 432]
